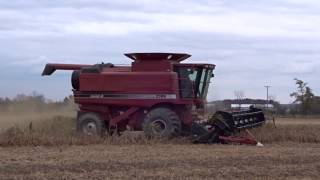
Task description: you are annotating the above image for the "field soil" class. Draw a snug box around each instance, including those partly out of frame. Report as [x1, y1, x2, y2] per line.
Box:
[0, 143, 319, 180]
[0, 112, 319, 179]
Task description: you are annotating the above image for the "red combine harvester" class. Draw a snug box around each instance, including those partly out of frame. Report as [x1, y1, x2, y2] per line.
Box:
[42, 53, 265, 145]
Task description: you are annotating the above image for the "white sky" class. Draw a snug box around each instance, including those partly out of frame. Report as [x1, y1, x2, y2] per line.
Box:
[0, 0, 320, 103]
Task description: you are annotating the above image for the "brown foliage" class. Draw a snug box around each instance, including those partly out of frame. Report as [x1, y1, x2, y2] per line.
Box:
[0, 115, 319, 146]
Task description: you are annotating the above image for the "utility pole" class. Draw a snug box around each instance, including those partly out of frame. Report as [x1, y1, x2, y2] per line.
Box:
[264, 85, 271, 109]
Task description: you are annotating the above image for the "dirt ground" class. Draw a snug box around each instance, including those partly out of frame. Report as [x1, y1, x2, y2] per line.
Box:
[0, 114, 319, 180]
[0, 143, 319, 180]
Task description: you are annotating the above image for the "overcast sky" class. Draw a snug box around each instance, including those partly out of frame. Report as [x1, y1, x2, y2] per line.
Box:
[0, 0, 319, 103]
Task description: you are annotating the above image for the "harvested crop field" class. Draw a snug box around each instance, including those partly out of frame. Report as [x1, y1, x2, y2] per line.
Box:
[0, 143, 320, 180]
[0, 113, 320, 179]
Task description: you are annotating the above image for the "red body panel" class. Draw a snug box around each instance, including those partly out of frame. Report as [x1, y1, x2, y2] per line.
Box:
[79, 72, 179, 93]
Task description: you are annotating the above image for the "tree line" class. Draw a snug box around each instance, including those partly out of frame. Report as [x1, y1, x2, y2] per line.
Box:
[0, 92, 74, 113]
[1, 78, 319, 115]
[208, 78, 320, 116]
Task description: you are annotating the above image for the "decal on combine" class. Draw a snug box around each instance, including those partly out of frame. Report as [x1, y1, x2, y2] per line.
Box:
[76, 93, 177, 100]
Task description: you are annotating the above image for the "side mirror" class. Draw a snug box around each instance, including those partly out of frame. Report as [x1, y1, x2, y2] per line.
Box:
[211, 74, 215, 77]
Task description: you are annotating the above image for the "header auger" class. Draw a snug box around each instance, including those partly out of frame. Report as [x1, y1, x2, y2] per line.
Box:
[43, 53, 265, 145]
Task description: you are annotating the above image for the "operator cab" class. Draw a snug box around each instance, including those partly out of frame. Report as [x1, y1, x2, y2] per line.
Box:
[174, 64, 215, 99]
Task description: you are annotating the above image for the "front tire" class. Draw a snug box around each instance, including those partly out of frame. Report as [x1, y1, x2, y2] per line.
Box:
[143, 108, 181, 138]
[77, 113, 106, 136]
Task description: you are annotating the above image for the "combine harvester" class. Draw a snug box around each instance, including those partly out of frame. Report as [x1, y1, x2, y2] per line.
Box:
[42, 53, 265, 145]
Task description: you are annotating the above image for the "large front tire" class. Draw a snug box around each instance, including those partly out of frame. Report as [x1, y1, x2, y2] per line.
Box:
[77, 113, 106, 136]
[143, 108, 181, 138]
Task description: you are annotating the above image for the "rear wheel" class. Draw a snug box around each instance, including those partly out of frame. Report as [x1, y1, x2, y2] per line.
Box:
[143, 108, 181, 138]
[77, 113, 106, 136]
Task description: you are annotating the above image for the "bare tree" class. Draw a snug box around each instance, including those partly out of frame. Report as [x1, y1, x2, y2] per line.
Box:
[269, 94, 276, 103]
[290, 78, 314, 114]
